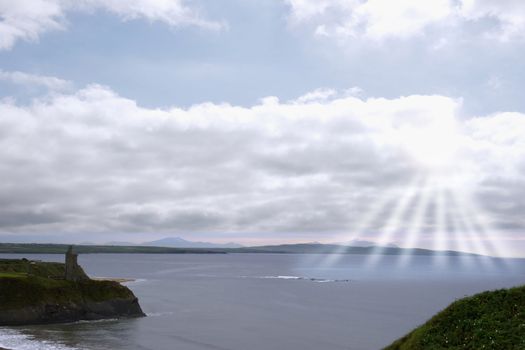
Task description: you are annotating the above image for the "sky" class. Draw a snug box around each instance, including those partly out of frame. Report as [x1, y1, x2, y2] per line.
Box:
[0, 0, 524, 256]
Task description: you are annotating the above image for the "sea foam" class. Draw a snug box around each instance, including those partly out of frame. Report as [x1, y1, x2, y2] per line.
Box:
[0, 328, 81, 350]
[243, 275, 351, 283]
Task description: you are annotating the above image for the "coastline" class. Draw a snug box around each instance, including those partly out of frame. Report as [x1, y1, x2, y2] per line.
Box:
[0, 257, 145, 327]
[92, 277, 136, 283]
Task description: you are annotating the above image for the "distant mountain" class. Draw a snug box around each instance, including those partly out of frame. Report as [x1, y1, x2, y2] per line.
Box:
[0, 242, 482, 256]
[105, 241, 137, 246]
[0, 243, 226, 254]
[142, 237, 243, 249]
[337, 239, 398, 248]
[238, 243, 479, 256]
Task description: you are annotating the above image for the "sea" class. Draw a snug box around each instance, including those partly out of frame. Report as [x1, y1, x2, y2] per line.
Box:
[0, 253, 524, 350]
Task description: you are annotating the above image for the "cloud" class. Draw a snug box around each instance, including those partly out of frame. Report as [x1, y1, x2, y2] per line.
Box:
[0, 70, 72, 90]
[459, 0, 525, 41]
[74, 0, 224, 29]
[0, 82, 524, 255]
[0, 0, 223, 50]
[0, 0, 64, 50]
[292, 87, 363, 104]
[285, 0, 525, 41]
[293, 88, 337, 103]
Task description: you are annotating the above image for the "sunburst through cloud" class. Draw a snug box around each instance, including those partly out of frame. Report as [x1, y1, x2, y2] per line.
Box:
[318, 106, 514, 269]
[1, 1, 525, 348]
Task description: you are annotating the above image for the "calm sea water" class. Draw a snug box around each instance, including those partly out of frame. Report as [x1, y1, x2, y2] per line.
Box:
[0, 253, 524, 350]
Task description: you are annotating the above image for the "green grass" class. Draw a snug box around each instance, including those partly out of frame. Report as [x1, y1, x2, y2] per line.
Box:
[0, 258, 84, 279]
[0, 272, 27, 278]
[0, 275, 134, 310]
[0, 259, 132, 310]
[385, 285, 525, 350]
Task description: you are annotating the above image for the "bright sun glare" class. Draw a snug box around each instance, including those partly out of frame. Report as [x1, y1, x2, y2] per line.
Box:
[400, 119, 460, 169]
[322, 115, 510, 269]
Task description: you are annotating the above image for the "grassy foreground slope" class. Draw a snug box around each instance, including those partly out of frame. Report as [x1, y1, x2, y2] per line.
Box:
[385, 285, 525, 350]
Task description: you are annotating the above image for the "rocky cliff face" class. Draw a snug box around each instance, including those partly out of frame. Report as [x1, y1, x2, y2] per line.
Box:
[0, 294, 144, 326]
[0, 259, 145, 326]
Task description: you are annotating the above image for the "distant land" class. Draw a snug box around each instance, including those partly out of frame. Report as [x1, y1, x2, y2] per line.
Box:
[0, 244, 226, 255]
[335, 239, 398, 248]
[0, 235, 398, 250]
[93, 237, 243, 248]
[233, 243, 478, 256]
[0, 242, 480, 256]
[104, 237, 395, 249]
[141, 237, 243, 249]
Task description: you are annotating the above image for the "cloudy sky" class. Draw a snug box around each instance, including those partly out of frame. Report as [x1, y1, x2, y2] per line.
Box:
[0, 0, 524, 256]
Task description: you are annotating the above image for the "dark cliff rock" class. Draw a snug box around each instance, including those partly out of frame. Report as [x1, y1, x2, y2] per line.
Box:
[0, 295, 144, 326]
[0, 258, 145, 326]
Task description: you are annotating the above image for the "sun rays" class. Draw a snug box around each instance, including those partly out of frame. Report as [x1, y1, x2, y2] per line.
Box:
[318, 114, 511, 269]
[396, 179, 432, 267]
[366, 177, 423, 267]
[319, 172, 508, 269]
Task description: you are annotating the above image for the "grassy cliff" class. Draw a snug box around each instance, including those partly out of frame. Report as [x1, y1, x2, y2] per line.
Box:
[385, 285, 525, 350]
[0, 275, 135, 309]
[0, 258, 87, 279]
[0, 258, 144, 325]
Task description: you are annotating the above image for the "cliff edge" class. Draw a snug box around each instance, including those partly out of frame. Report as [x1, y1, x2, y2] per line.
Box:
[384, 285, 525, 350]
[0, 256, 145, 326]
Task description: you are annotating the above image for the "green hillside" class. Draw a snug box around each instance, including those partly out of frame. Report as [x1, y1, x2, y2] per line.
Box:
[385, 285, 525, 350]
[0, 258, 144, 325]
[0, 258, 126, 310]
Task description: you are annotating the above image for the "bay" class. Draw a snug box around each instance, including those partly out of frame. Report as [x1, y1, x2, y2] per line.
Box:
[0, 253, 523, 350]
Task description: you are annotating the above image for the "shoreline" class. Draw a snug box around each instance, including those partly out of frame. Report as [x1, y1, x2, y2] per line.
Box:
[0, 258, 145, 327]
[91, 277, 136, 283]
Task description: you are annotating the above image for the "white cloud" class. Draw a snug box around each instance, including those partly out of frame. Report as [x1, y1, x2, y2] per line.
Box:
[286, 0, 454, 40]
[293, 87, 363, 104]
[344, 86, 364, 96]
[75, 0, 223, 29]
[0, 84, 523, 256]
[293, 88, 337, 103]
[286, 0, 350, 22]
[286, 0, 525, 41]
[0, 70, 72, 90]
[459, 0, 525, 41]
[0, 0, 64, 50]
[0, 0, 223, 50]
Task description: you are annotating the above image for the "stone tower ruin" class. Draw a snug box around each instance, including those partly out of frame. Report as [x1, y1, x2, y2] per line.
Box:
[65, 245, 87, 281]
